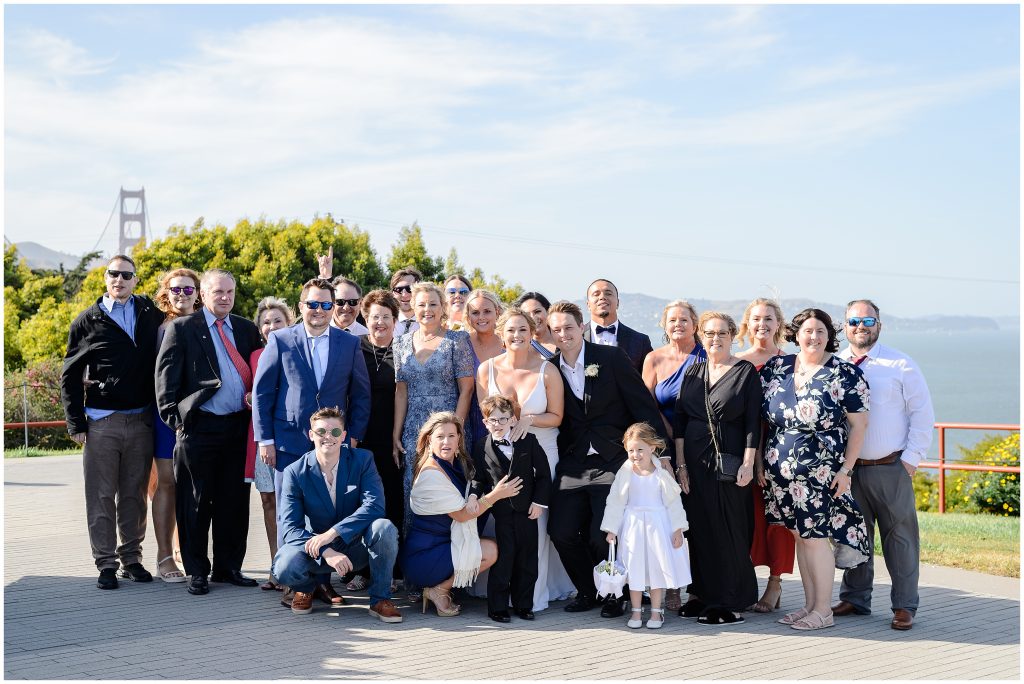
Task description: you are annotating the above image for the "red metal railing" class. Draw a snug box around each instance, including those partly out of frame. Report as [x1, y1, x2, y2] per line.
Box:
[918, 422, 1020, 513]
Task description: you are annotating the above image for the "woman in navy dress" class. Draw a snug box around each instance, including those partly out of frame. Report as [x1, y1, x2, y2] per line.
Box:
[402, 412, 521, 616]
[760, 308, 871, 631]
[512, 291, 558, 359]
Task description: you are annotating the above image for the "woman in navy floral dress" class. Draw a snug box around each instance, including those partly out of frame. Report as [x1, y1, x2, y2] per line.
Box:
[760, 308, 871, 631]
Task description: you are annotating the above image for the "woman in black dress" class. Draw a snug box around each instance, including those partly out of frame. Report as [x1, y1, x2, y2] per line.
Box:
[673, 311, 761, 626]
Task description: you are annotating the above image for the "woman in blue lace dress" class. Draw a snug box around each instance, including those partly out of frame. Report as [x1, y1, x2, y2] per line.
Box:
[393, 282, 476, 539]
[760, 308, 871, 632]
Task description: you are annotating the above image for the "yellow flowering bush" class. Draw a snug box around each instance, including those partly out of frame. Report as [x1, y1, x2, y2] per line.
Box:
[914, 433, 1020, 515]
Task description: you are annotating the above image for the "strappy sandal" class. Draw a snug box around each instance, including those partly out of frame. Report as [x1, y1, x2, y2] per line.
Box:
[345, 575, 369, 591]
[260, 578, 280, 591]
[626, 605, 644, 629]
[791, 610, 834, 631]
[752, 576, 782, 613]
[647, 607, 665, 629]
[156, 555, 186, 583]
[778, 606, 810, 625]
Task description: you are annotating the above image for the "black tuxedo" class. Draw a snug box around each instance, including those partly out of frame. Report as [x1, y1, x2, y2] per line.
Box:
[548, 341, 668, 599]
[583, 321, 653, 375]
[155, 309, 263, 578]
[472, 433, 551, 613]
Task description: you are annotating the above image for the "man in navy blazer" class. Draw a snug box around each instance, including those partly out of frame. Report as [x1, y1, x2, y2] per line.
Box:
[582, 278, 654, 374]
[253, 278, 372, 569]
[272, 407, 402, 622]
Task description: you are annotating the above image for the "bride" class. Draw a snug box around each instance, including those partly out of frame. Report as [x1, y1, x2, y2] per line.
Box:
[475, 306, 576, 610]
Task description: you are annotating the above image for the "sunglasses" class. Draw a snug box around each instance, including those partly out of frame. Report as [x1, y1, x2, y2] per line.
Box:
[392, 285, 413, 295]
[107, 270, 135, 280]
[335, 298, 360, 308]
[303, 300, 334, 311]
[446, 287, 470, 296]
[847, 317, 878, 328]
[169, 286, 196, 296]
[485, 416, 512, 426]
[313, 427, 344, 437]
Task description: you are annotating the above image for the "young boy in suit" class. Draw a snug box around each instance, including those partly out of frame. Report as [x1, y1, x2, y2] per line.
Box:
[471, 394, 552, 623]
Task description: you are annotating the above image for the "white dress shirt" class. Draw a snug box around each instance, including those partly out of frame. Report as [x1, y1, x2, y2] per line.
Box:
[557, 345, 597, 455]
[321, 459, 340, 507]
[838, 342, 935, 468]
[491, 430, 546, 508]
[332, 319, 369, 336]
[589, 320, 619, 346]
[396, 314, 419, 336]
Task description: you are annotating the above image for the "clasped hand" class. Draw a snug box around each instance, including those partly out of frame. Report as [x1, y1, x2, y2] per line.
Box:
[304, 528, 339, 559]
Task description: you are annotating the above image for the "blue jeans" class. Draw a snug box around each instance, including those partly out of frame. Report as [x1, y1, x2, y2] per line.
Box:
[273, 518, 399, 605]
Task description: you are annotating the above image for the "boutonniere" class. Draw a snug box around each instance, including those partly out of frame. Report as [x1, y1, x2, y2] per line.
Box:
[584, 363, 600, 378]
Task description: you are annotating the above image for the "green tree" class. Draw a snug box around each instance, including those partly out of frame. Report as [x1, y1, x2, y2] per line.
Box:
[4, 243, 32, 291]
[61, 250, 103, 302]
[385, 223, 444, 281]
[444, 247, 464, 277]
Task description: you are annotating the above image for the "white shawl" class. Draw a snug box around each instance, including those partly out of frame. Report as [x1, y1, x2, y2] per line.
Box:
[409, 468, 482, 588]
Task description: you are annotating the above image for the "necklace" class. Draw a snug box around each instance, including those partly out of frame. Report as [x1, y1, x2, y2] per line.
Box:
[370, 340, 392, 372]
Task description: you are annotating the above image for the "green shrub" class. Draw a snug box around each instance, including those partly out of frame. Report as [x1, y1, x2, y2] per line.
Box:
[914, 434, 1020, 516]
[3, 359, 75, 451]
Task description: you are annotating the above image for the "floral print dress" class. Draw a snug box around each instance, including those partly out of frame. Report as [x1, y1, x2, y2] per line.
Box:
[760, 354, 871, 566]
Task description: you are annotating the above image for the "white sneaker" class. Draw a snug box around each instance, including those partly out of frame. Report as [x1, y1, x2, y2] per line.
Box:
[626, 606, 644, 629]
[647, 607, 665, 629]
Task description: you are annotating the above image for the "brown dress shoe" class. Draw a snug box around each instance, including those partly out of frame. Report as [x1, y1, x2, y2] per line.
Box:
[291, 590, 314, 615]
[831, 600, 865, 617]
[891, 608, 914, 630]
[313, 583, 346, 607]
[369, 599, 404, 623]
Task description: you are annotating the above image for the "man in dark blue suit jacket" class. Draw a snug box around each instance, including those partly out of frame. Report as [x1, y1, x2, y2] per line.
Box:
[582, 278, 654, 374]
[272, 407, 402, 622]
[253, 278, 372, 557]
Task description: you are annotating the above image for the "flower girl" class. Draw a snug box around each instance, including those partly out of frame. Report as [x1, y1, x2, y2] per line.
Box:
[601, 422, 691, 629]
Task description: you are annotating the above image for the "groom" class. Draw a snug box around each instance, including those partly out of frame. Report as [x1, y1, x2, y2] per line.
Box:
[546, 300, 670, 617]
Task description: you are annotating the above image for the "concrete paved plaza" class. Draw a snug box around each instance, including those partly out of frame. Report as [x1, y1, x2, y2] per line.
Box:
[4, 454, 1020, 680]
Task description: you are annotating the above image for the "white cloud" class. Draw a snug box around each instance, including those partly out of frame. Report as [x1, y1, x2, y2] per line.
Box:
[783, 57, 901, 91]
[9, 28, 116, 77]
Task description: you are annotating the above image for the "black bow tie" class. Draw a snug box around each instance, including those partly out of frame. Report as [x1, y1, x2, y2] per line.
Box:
[595, 324, 617, 335]
[494, 439, 511, 447]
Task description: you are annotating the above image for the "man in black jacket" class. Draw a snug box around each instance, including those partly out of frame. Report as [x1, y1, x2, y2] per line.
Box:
[582, 278, 654, 374]
[61, 254, 165, 589]
[547, 300, 670, 617]
[155, 268, 263, 595]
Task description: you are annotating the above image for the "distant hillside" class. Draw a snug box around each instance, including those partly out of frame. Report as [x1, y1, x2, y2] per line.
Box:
[12, 241, 103, 271]
[575, 293, 1006, 340]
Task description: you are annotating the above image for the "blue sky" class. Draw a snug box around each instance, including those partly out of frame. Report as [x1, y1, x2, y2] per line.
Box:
[4, 4, 1019, 317]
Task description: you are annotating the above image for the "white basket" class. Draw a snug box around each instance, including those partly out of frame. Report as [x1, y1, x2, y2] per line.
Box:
[593, 540, 627, 598]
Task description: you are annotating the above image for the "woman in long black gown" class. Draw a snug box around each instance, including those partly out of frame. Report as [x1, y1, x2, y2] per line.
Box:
[673, 311, 761, 625]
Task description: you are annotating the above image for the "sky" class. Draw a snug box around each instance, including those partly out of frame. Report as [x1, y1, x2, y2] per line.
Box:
[4, 4, 1020, 318]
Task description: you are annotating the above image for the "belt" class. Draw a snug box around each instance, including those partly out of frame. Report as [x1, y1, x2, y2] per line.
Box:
[856, 450, 902, 468]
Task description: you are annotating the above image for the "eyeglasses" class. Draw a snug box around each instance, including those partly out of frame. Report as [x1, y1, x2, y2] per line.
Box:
[107, 270, 135, 280]
[335, 298, 360, 308]
[313, 427, 344, 437]
[485, 416, 512, 426]
[702, 331, 731, 339]
[169, 286, 196, 296]
[303, 300, 334, 311]
[446, 287, 470, 296]
[847, 317, 878, 328]
[392, 285, 413, 295]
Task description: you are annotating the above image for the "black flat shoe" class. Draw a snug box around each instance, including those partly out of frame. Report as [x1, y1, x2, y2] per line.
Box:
[564, 595, 596, 612]
[210, 570, 258, 587]
[679, 598, 706, 619]
[600, 595, 625, 618]
[97, 568, 118, 590]
[697, 607, 745, 626]
[516, 609, 535, 621]
[187, 576, 209, 595]
[488, 610, 511, 623]
[119, 562, 153, 583]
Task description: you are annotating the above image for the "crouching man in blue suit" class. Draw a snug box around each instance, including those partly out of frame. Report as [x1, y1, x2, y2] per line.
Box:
[272, 407, 402, 623]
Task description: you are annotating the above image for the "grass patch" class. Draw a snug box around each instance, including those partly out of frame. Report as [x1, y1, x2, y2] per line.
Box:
[4, 447, 81, 458]
[873, 512, 1019, 578]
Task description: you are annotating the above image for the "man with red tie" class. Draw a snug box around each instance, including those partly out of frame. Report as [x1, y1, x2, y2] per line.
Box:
[156, 269, 263, 596]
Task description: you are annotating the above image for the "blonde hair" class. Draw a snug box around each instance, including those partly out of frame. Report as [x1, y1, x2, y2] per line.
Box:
[412, 412, 474, 481]
[467, 289, 504, 316]
[254, 296, 294, 337]
[411, 282, 448, 324]
[495, 306, 537, 337]
[697, 311, 738, 343]
[622, 422, 668, 456]
[659, 299, 700, 345]
[737, 298, 786, 348]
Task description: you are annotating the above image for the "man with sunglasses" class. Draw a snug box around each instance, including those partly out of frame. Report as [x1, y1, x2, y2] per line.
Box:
[272, 407, 402, 622]
[389, 267, 422, 336]
[253, 278, 371, 606]
[834, 299, 934, 631]
[330, 276, 370, 336]
[62, 254, 165, 589]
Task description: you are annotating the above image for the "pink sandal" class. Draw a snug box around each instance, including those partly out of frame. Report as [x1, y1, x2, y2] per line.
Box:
[777, 607, 809, 625]
[791, 610, 834, 631]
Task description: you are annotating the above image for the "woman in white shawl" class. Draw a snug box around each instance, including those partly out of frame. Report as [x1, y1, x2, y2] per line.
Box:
[402, 412, 522, 616]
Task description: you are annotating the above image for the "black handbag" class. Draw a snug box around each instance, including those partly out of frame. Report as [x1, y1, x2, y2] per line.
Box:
[704, 365, 742, 483]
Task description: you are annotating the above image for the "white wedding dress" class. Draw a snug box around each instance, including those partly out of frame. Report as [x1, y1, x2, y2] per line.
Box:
[480, 358, 577, 611]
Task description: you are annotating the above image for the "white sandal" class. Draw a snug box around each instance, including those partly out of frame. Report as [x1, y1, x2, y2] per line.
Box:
[647, 607, 665, 629]
[157, 555, 186, 583]
[627, 605, 644, 629]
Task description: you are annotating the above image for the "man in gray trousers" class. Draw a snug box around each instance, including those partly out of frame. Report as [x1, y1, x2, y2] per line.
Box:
[834, 299, 935, 631]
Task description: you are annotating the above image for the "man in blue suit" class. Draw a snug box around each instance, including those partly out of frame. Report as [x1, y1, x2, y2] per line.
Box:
[253, 277, 372, 604]
[272, 407, 402, 622]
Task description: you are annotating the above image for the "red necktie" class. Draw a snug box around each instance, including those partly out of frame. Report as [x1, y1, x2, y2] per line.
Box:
[214, 319, 253, 398]
[852, 355, 868, 366]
